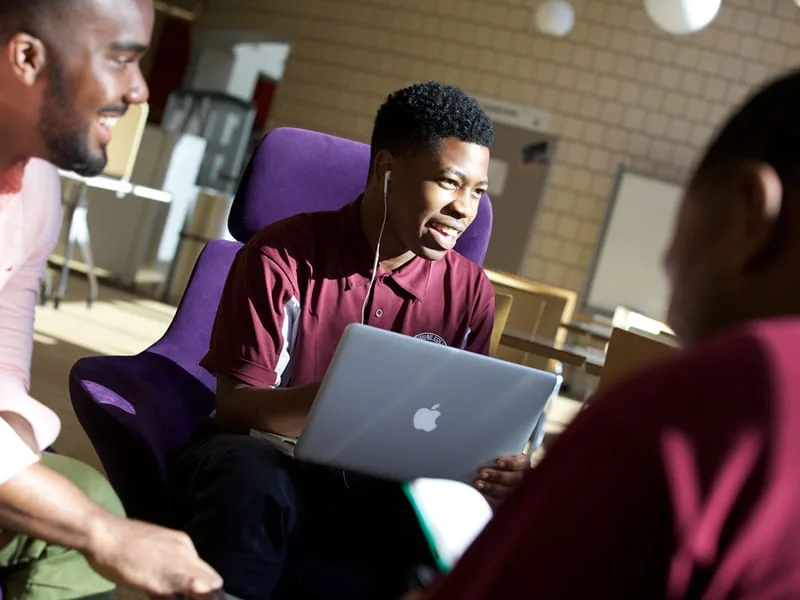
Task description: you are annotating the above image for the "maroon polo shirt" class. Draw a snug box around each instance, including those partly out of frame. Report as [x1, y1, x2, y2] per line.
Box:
[201, 200, 494, 388]
[422, 316, 800, 599]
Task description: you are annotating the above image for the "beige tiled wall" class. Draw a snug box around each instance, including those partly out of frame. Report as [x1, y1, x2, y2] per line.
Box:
[201, 0, 800, 292]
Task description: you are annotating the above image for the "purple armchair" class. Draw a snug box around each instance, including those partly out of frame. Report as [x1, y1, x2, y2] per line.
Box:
[69, 127, 494, 527]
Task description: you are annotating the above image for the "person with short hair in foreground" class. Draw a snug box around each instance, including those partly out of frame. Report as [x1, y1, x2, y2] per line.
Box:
[404, 68, 800, 600]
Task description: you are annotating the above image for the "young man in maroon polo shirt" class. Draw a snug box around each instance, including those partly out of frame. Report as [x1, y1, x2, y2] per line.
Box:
[169, 82, 531, 600]
[404, 70, 800, 599]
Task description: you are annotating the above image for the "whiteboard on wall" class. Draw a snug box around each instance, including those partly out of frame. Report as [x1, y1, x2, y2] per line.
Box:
[583, 168, 684, 320]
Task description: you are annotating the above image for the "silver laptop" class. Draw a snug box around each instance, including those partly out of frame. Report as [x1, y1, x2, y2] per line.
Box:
[252, 323, 558, 484]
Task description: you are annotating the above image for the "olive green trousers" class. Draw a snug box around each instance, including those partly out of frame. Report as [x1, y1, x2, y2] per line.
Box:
[0, 453, 124, 600]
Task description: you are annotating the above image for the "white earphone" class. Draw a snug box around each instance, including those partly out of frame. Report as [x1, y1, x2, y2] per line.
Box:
[361, 170, 391, 324]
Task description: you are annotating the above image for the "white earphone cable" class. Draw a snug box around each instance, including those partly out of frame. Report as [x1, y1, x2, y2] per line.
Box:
[361, 173, 389, 324]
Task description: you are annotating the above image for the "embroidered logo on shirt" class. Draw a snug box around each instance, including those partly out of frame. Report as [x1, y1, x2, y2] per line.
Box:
[415, 332, 447, 345]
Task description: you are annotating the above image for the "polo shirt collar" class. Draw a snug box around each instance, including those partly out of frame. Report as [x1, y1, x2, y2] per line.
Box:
[341, 198, 437, 301]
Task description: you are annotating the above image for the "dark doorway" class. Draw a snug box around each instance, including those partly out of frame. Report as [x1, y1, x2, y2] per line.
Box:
[253, 76, 278, 131]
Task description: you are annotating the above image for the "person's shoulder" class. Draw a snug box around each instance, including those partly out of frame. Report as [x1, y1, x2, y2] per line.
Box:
[639, 318, 792, 387]
[447, 252, 494, 303]
[26, 158, 59, 178]
[22, 159, 61, 230]
[711, 317, 800, 401]
[24, 159, 60, 201]
[246, 211, 314, 249]
[240, 204, 352, 280]
[443, 251, 489, 287]
[246, 205, 347, 257]
[592, 318, 798, 426]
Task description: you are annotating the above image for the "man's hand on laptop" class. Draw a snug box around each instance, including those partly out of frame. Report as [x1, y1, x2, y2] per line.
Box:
[474, 454, 530, 509]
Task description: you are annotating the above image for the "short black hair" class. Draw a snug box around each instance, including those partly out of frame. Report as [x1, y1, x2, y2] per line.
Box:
[0, 0, 77, 40]
[369, 81, 495, 170]
[0, 0, 48, 33]
[695, 69, 800, 189]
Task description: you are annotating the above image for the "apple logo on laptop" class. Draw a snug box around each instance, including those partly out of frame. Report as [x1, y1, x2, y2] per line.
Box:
[413, 404, 441, 432]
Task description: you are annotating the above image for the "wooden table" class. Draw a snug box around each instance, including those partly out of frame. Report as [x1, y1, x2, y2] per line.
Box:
[562, 319, 613, 342]
[500, 329, 606, 373]
[48, 171, 172, 308]
[584, 356, 605, 377]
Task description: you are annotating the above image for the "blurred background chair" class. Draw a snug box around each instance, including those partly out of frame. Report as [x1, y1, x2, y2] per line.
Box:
[44, 103, 151, 308]
[596, 327, 679, 394]
[485, 269, 568, 371]
[490, 292, 514, 357]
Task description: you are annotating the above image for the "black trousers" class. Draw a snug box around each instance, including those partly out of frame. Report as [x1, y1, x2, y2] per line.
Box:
[168, 422, 434, 600]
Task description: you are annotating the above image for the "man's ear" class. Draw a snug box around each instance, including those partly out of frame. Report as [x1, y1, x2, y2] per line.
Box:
[731, 161, 783, 269]
[371, 148, 394, 186]
[6, 33, 47, 87]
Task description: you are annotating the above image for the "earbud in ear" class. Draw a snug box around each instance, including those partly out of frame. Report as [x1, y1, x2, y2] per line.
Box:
[384, 171, 391, 196]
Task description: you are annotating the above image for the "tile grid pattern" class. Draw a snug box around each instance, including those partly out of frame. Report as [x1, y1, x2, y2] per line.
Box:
[200, 0, 800, 292]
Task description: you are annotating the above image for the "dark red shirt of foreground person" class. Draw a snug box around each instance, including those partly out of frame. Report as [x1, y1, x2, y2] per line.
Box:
[201, 200, 494, 386]
[422, 317, 800, 599]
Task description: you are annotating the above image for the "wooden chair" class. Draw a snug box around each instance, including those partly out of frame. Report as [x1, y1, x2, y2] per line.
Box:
[490, 292, 513, 357]
[490, 284, 547, 366]
[485, 269, 577, 371]
[103, 102, 150, 181]
[596, 327, 680, 394]
[47, 103, 151, 308]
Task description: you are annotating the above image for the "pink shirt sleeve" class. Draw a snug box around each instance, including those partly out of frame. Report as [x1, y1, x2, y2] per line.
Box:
[0, 160, 62, 484]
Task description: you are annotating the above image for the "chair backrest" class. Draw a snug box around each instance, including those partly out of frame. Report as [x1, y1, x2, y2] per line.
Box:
[228, 127, 494, 265]
[485, 269, 577, 371]
[104, 102, 150, 182]
[148, 239, 242, 389]
[490, 284, 547, 365]
[490, 292, 513, 357]
[597, 327, 680, 393]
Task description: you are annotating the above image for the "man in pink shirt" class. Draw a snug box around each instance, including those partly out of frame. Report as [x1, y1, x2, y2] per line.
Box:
[405, 69, 800, 599]
[0, 0, 223, 598]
